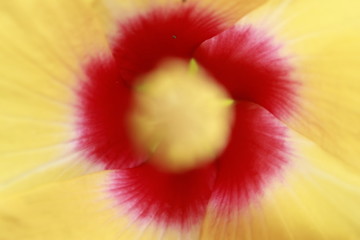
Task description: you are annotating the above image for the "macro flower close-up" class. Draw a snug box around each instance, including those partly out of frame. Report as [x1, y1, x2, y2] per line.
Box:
[0, 0, 360, 239]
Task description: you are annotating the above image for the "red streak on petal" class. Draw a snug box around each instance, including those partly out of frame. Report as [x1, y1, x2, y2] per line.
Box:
[212, 102, 289, 215]
[113, 5, 226, 84]
[76, 59, 145, 169]
[110, 163, 216, 228]
[195, 26, 298, 118]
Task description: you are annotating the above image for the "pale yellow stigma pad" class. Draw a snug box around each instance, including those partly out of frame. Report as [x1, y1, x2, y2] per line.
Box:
[129, 60, 234, 172]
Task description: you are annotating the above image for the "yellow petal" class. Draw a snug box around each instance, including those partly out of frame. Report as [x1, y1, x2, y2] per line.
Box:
[200, 130, 360, 239]
[240, 0, 360, 168]
[0, 170, 202, 240]
[0, 0, 112, 195]
[107, 0, 267, 27]
[200, 1, 360, 238]
[0, 171, 118, 240]
[189, 0, 267, 25]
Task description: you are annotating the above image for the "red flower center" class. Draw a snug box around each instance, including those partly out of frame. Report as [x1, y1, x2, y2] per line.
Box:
[76, 4, 297, 229]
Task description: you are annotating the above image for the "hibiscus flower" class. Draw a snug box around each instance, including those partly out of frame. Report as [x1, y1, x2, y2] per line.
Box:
[0, 0, 359, 239]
